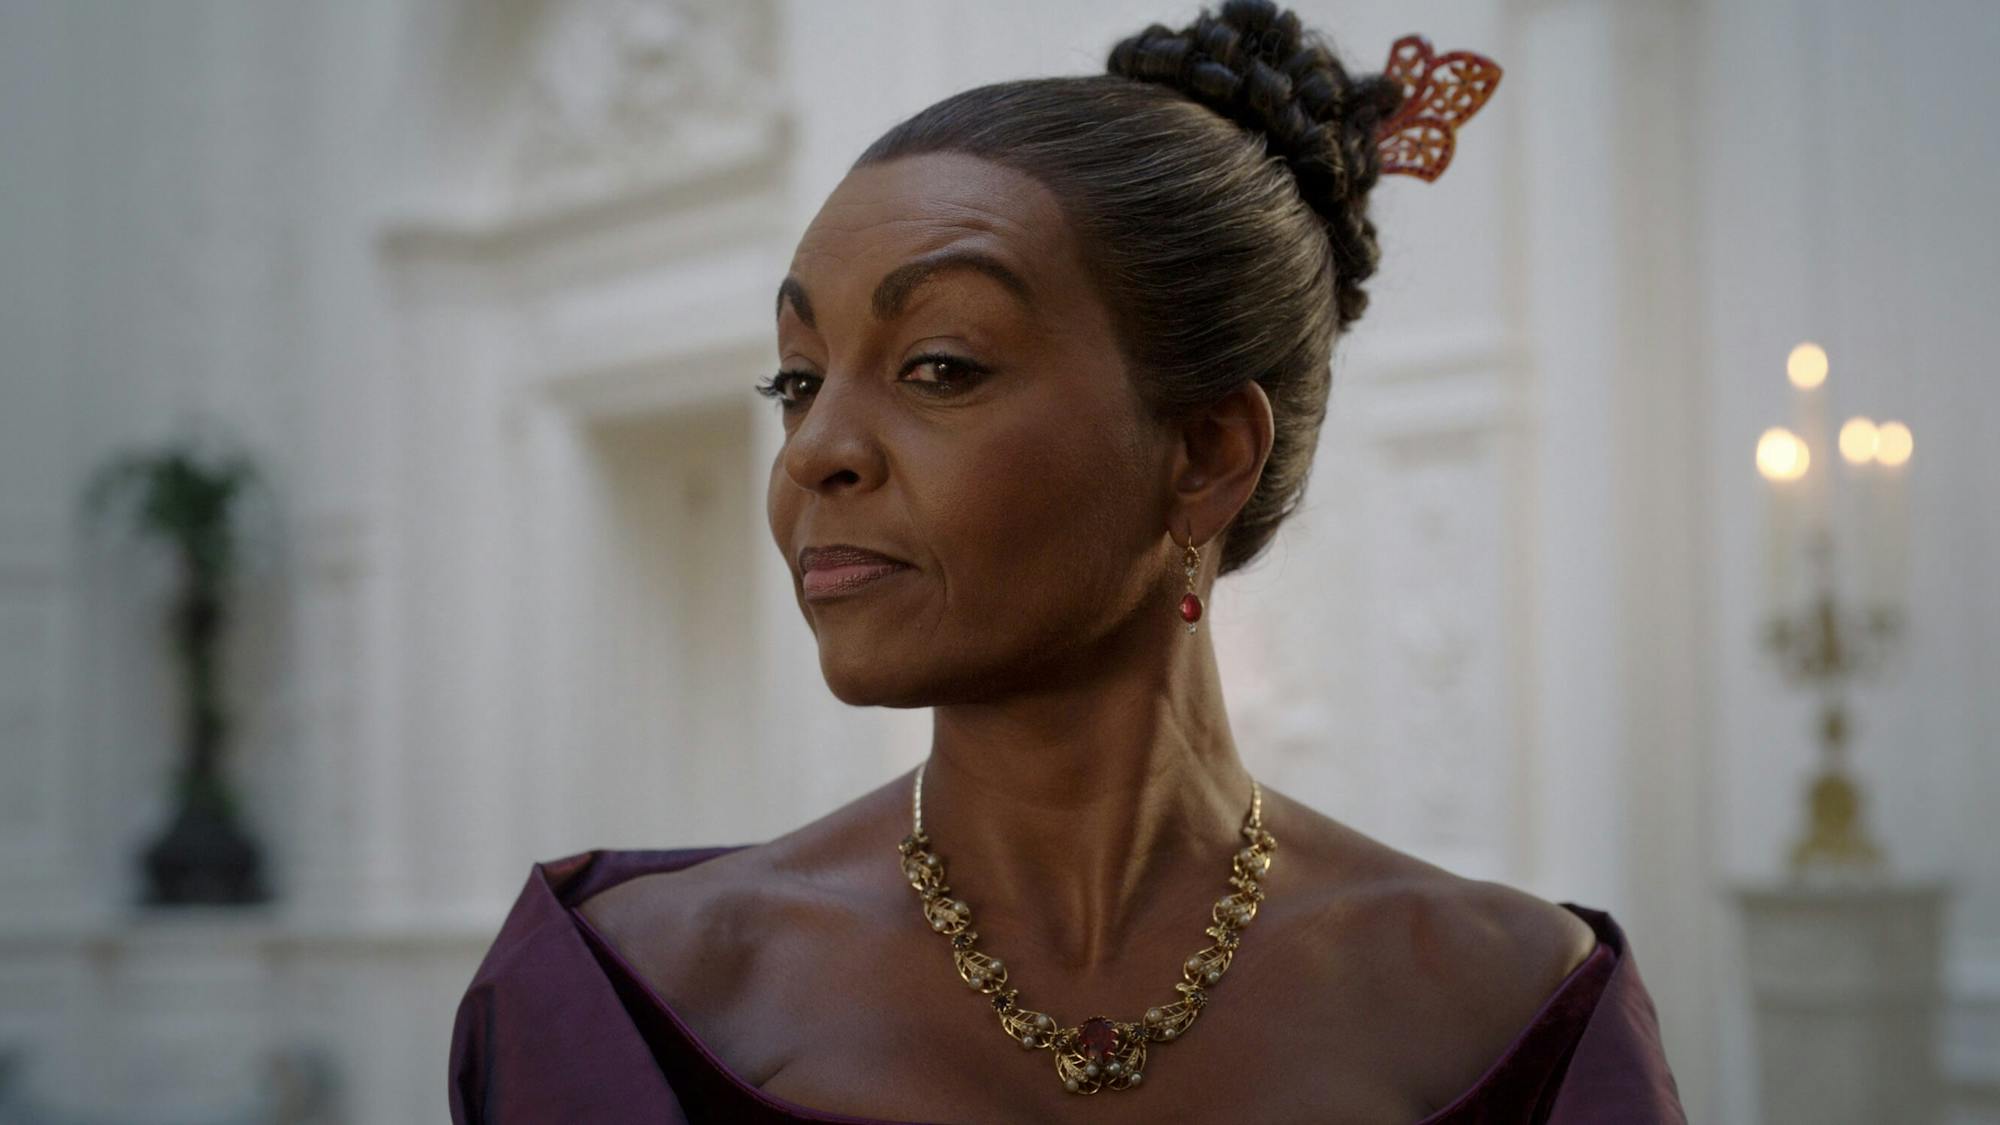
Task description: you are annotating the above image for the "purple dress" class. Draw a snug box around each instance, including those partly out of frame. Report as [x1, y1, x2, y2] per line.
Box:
[449, 848, 1687, 1123]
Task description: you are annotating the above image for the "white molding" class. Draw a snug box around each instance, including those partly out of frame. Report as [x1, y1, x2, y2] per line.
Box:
[0, 514, 77, 903]
[1354, 367, 1521, 437]
[1946, 954, 2000, 1091]
[505, 0, 786, 216]
[1340, 320, 1526, 387]
[0, 917, 499, 954]
[377, 140, 792, 266]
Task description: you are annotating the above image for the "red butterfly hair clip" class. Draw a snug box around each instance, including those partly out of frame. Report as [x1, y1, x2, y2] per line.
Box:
[1372, 34, 1503, 182]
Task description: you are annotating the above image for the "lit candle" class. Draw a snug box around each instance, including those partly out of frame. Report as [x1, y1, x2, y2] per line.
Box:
[1867, 420, 1913, 611]
[1788, 343, 1832, 538]
[1838, 416, 1878, 605]
[1757, 426, 1810, 615]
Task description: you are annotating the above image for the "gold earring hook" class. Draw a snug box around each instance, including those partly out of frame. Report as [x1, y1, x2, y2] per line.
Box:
[1178, 518, 1205, 634]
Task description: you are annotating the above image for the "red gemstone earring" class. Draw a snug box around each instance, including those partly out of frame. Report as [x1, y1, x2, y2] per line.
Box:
[1177, 524, 1204, 635]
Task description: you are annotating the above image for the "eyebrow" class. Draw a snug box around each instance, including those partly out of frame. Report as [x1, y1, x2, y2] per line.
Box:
[775, 248, 1035, 330]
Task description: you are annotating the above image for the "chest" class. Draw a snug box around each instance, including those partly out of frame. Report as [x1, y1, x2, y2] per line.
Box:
[748, 1006, 1435, 1125]
[696, 920, 1451, 1124]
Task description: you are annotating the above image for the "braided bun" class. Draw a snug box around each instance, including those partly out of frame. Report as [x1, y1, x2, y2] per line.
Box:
[1108, 0, 1403, 329]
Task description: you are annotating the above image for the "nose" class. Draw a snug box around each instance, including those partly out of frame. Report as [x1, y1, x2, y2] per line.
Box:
[778, 371, 888, 496]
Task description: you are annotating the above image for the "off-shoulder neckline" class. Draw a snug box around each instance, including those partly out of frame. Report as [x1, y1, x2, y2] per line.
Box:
[559, 845, 1619, 1125]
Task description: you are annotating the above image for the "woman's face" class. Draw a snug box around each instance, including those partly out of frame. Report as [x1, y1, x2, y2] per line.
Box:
[767, 151, 1178, 707]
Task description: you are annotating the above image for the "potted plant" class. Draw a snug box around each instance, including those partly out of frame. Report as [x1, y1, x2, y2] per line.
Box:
[83, 438, 271, 905]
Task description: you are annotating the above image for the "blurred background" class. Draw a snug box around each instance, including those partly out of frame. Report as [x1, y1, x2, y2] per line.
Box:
[1, 0, 1994, 1122]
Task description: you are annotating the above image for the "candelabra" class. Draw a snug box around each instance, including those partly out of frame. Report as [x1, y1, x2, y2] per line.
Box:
[1762, 529, 1902, 876]
[1756, 341, 1913, 881]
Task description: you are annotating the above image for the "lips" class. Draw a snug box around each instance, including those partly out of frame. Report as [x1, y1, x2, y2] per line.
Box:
[799, 544, 909, 573]
[799, 543, 913, 601]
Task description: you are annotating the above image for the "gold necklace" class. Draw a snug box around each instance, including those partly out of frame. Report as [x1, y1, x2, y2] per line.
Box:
[897, 759, 1276, 1094]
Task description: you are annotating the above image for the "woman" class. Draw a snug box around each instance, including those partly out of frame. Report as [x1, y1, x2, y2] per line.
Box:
[450, 2, 1687, 1121]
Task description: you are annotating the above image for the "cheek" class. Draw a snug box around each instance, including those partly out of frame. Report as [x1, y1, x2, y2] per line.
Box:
[917, 407, 1149, 612]
[766, 454, 797, 556]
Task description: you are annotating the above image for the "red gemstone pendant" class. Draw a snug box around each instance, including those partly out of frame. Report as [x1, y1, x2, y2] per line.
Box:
[1179, 593, 1203, 623]
[1078, 1017, 1119, 1060]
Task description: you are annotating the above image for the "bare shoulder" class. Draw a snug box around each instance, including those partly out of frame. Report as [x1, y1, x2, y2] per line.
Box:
[1257, 789, 1603, 1108]
[573, 844, 775, 1011]
[1459, 878, 1601, 981]
[572, 771, 915, 1012]
[1261, 787, 1600, 989]
[1394, 874, 1603, 1015]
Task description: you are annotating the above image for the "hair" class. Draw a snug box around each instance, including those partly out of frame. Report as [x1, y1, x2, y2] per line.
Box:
[853, 0, 1405, 577]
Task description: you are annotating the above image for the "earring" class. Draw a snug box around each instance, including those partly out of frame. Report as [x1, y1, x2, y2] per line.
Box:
[1178, 523, 1204, 635]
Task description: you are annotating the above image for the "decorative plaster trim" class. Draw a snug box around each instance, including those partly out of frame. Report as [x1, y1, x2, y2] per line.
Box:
[1946, 954, 2000, 1088]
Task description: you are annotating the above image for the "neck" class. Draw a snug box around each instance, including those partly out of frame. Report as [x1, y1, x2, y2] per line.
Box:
[911, 632, 1254, 974]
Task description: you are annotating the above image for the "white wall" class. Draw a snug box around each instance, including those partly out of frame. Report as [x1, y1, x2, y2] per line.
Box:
[1697, 0, 2000, 1114]
[1, 0, 1994, 1121]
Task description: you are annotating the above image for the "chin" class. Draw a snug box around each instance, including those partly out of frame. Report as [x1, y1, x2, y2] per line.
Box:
[819, 647, 1005, 710]
[820, 669, 933, 710]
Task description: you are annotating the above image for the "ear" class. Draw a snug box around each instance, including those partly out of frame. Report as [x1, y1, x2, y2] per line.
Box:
[1167, 379, 1274, 554]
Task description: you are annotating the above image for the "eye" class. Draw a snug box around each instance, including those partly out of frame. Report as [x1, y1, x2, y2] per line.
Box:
[753, 352, 992, 414]
[900, 352, 990, 395]
[753, 369, 819, 411]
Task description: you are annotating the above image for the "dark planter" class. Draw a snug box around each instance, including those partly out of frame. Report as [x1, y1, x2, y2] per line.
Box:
[85, 444, 275, 908]
[142, 784, 269, 905]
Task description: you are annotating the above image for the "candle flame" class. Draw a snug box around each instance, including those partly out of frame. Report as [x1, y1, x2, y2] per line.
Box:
[1757, 427, 1811, 481]
[1839, 417, 1879, 464]
[1787, 343, 1829, 389]
[1875, 420, 1913, 467]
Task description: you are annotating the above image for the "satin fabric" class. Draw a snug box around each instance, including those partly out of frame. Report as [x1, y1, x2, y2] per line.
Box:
[450, 847, 1686, 1123]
